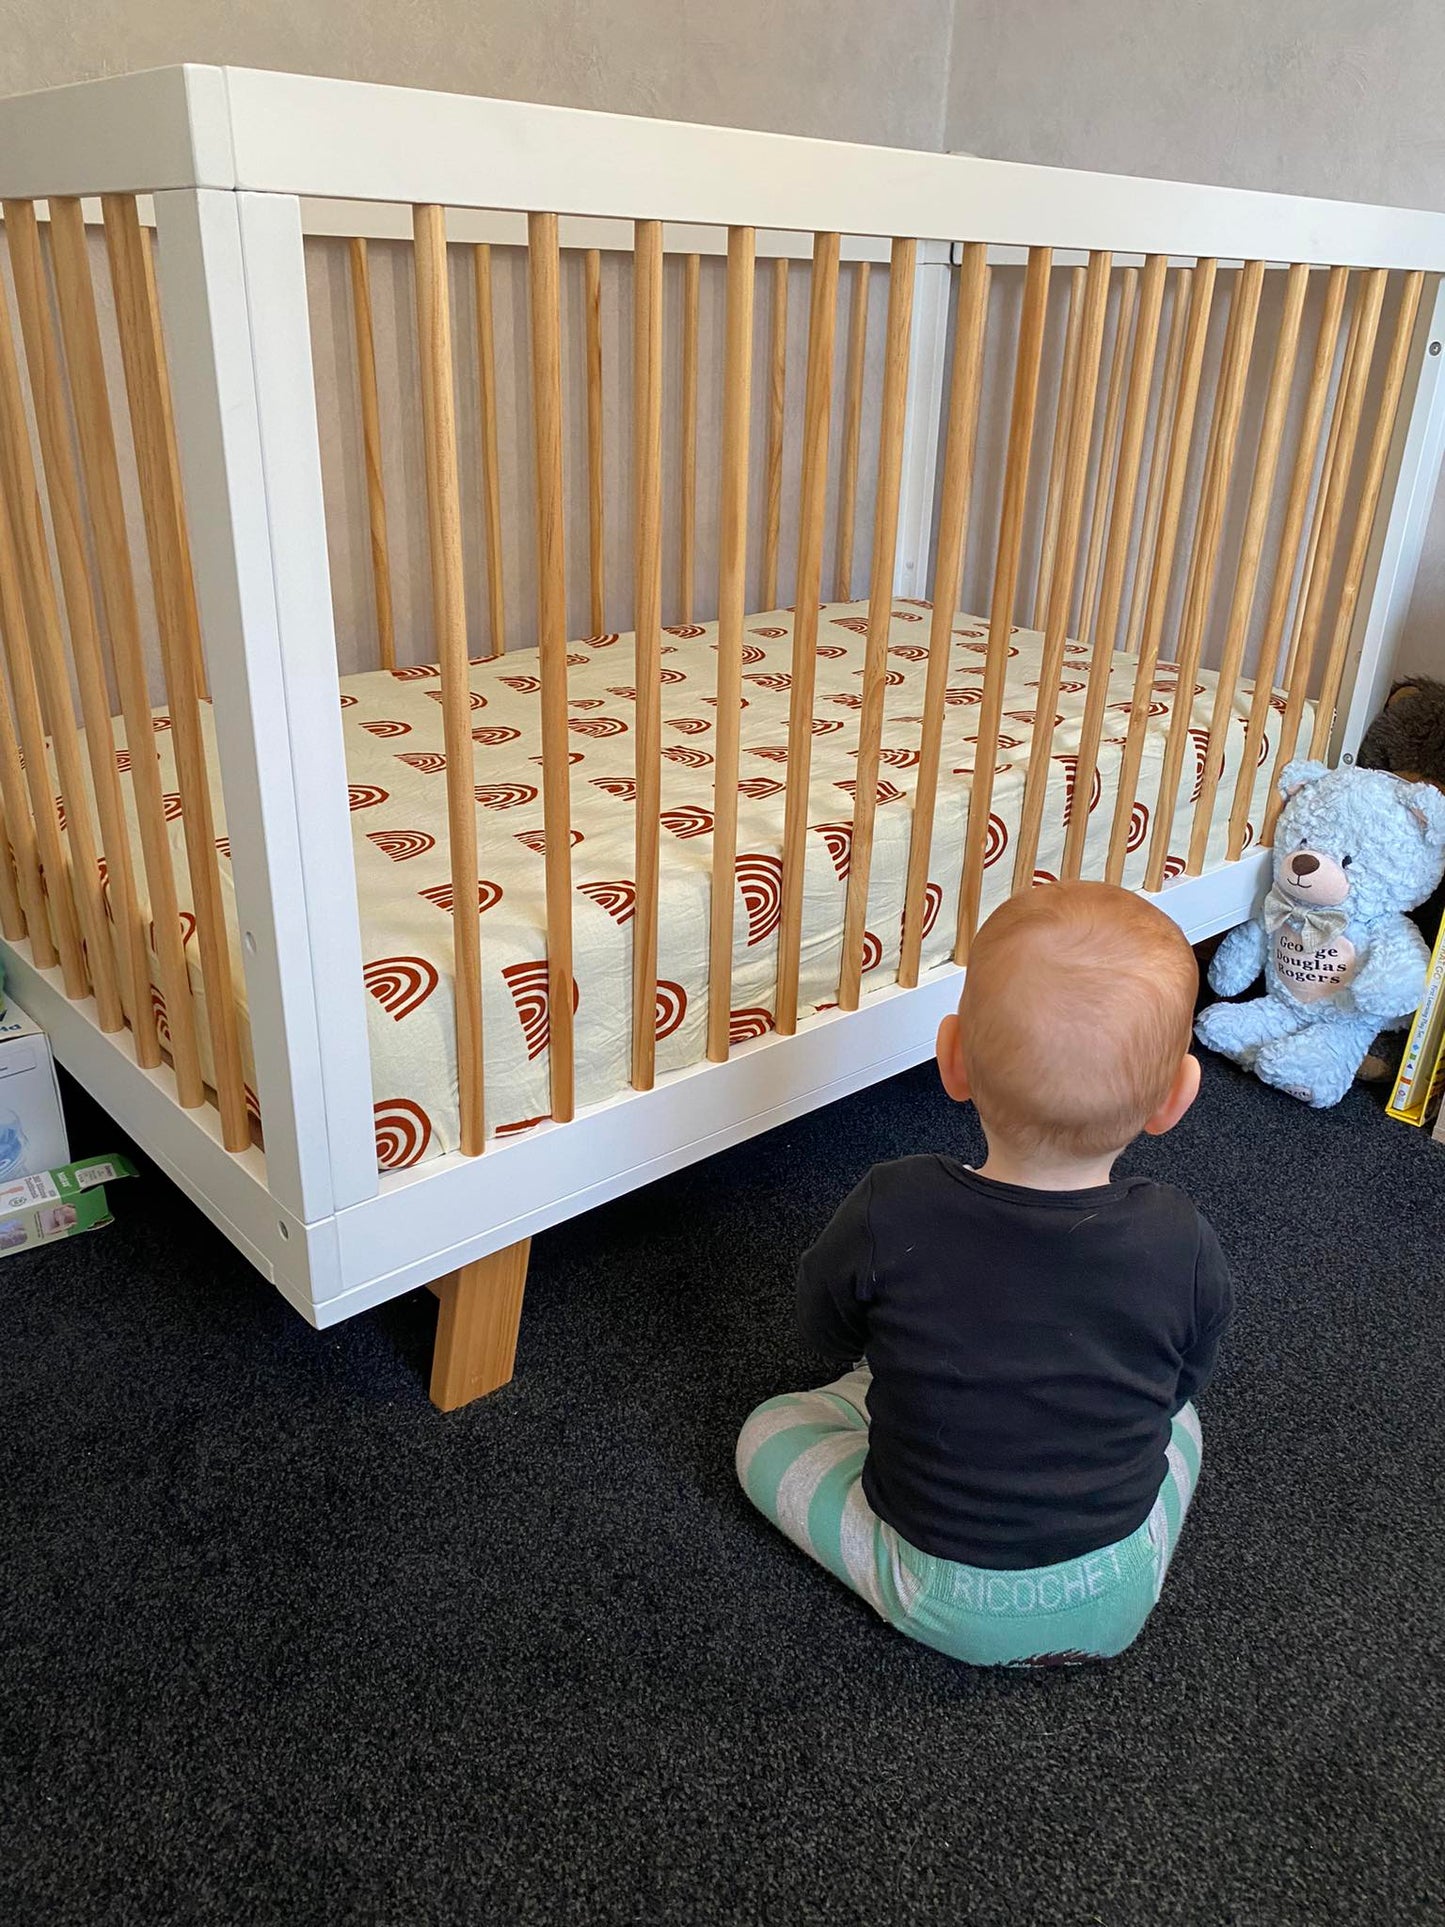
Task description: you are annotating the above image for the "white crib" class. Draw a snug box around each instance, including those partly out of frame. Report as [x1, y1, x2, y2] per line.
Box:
[0, 65, 1440, 1406]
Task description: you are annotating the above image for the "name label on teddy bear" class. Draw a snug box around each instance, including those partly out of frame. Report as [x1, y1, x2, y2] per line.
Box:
[1273, 928, 1358, 1002]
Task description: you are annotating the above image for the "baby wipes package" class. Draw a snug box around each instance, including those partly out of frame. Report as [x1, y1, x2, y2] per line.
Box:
[0, 1155, 137, 1255]
[0, 1003, 68, 1179]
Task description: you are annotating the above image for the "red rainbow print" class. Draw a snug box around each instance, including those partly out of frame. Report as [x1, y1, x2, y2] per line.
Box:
[729, 1007, 774, 1043]
[666, 716, 711, 735]
[568, 716, 629, 737]
[1054, 755, 1104, 825]
[737, 777, 785, 799]
[374, 1098, 433, 1170]
[397, 752, 447, 773]
[474, 783, 539, 810]
[425, 690, 487, 711]
[655, 980, 688, 1041]
[502, 961, 580, 1061]
[736, 854, 783, 945]
[364, 955, 440, 1020]
[500, 674, 542, 693]
[813, 822, 853, 879]
[515, 827, 583, 854]
[661, 806, 714, 840]
[473, 725, 522, 746]
[360, 719, 412, 737]
[578, 879, 636, 924]
[347, 785, 390, 810]
[983, 813, 1009, 867]
[661, 746, 713, 768]
[591, 776, 638, 800]
[418, 879, 504, 915]
[367, 829, 436, 862]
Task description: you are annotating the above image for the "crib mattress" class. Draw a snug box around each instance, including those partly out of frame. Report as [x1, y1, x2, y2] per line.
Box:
[113, 601, 1301, 1170]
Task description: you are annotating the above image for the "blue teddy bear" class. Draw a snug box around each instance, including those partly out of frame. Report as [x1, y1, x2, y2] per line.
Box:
[1195, 759, 1445, 1107]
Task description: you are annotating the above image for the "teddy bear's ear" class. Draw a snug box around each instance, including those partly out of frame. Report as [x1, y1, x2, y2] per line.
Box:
[1402, 779, 1445, 846]
[1277, 758, 1329, 806]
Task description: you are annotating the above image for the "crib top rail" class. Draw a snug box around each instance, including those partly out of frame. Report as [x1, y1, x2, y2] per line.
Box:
[2, 65, 1445, 271]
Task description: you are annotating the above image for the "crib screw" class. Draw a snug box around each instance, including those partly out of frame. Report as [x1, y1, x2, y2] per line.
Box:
[1431, 341, 1442, 355]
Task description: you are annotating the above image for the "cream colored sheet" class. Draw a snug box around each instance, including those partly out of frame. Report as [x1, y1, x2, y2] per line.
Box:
[108, 601, 1302, 1169]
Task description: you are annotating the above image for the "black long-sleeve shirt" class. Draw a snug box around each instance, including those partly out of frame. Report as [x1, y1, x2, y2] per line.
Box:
[797, 1157, 1233, 1569]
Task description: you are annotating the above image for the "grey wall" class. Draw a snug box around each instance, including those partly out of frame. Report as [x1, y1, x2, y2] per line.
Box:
[8, 1, 955, 149]
[7, 0, 1445, 679]
[944, 0, 1445, 676]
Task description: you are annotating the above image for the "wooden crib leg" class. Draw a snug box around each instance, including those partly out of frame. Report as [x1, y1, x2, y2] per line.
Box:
[429, 1238, 532, 1411]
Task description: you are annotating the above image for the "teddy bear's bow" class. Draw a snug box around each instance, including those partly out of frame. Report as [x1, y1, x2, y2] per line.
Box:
[1262, 888, 1350, 956]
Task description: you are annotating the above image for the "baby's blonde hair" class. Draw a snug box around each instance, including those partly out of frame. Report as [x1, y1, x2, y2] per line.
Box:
[958, 881, 1198, 1159]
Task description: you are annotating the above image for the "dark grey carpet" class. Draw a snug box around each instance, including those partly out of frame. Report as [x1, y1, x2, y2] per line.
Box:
[2, 1051, 1443, 1926]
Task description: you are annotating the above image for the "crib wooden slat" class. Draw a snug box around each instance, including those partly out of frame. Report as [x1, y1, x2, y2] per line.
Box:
[1279, 278, 1366, 706]
[1060, 254, 1167, 882]
[9, 200, 152, 1049]
[1103, 259, 1218, 885]
[761, 258, 788, 609]
[707, 228, 756, 1064]
[0, 220, 117, 1022]
[1265, 269, 1388, 827]
[1033, 266, 1086, 630]
[1186, 262, 1310, 873]
[1077, 268, 1139, 646]
[1309, 271, 1424, 759]
[1226, 266, 1349, 858]
[347, 237, 396, 671]
[0, 669, 38, 946]
[10, 202, 149, 1041]
[957, 245, 1052, 959]
[1013, 251, 1112, 892]
[631, 218, 665, 1088]
[899, 244, 989, 990]
[142, 231, 214, 713]
[1144, 258, 1265, 890]
[838, 237, 915, 1011]
[526, 213, 577, 1120]
[1124, 268, 1193, 659]
[775, 230, 841, 1037]
[834, 259, 871, 601]
[584, 246, 605, 635]
[50, 198, 198, 1090]
[679, 251, 700, 625]
[0, 490, 83, 988]
[414, 202, 486, 1153]
[473, 243, 507, 658]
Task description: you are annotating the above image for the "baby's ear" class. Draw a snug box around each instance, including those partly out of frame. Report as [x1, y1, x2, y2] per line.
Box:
[1277, 758, 1329, 806]
[1402, 778, 1445, 846]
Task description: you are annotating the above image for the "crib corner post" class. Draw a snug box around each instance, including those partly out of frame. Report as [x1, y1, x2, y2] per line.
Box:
[149, 185, 379, 1243]
[1331, 272, 1445, 764]
[893, 241, 954, 599]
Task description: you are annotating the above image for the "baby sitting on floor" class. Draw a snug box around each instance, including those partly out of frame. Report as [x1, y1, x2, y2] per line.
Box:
[736, 881, 1231, 1667]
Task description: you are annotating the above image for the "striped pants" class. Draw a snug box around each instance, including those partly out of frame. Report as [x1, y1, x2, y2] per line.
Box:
[736, 1366, 1203, 1668]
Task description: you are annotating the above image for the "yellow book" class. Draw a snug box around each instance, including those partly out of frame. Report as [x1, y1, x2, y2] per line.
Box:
[1388, 910, 1445, 1126]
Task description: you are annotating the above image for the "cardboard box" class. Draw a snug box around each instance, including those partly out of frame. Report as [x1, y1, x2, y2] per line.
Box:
[0, 1155, 136, 1255]
[0, 1002, 68, 1180]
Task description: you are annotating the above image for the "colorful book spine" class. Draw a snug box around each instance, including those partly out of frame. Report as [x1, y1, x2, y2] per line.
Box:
[1388, 911, 1445, 1126]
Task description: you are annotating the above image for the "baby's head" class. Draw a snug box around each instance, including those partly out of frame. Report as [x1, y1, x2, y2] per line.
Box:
[938, 881, 1200, 1165]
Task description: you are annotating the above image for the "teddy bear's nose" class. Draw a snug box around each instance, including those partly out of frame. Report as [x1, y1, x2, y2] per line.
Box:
[1291, 853, 1320, 878]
